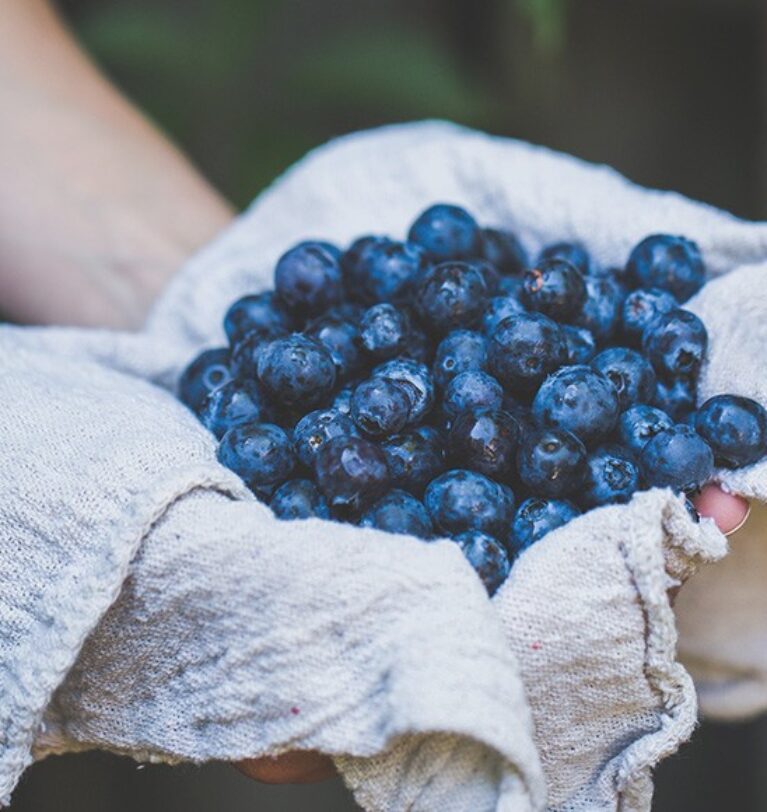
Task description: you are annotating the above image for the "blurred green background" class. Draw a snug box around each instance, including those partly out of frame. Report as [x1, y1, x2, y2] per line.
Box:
[9, 1, 767, 810]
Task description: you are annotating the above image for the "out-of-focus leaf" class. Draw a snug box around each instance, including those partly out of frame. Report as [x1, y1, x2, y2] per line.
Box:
[516, 0, 567, 54]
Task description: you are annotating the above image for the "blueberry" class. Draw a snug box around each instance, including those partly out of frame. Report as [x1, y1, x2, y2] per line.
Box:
[627, 234, 705, 302]
[360, 490, 434, 539]
[532, 366, 620, 446]
[341, 235, 388, 293]
[591, 347, 657, 410]
[448, 409, 520, 480]
[324, 301, 366, 325]
[304, 315, 363, 381]
[621, 288, 677, 345]
[293, 408, 358, 468]
[413, 424, 445, 447]
[402, 323, 434, 365]
[274, 241, 344, 317]
[425, 469, 515, 539]
[217, 421, 296, 494]
[257, 334, 336, 407]
[452, 531, 511, 596]
[443, 371, 504, 422]
[223, 292, 292, 346]
[408, 203, 480, 260]
[516, 427, 587, 498]
[487, 312, 567, 394]
[416, 261, 489, 333]
[537, 241, 592, 277]
[229, 331, 271, 381]
[349, 238, 427, 304]
[618, 404, 674, 455]
[198, 379, 269, 439]
[351, 378, 411, 436]
[178, 348, 232, 412]
[358, 304, 411, 360]
[581, 447, 639, 507]
[562, 325, 597, 364]
[643, 308, 708, 381]
[380, 431, 445, 495]
[481, 295, 526, 336]
[433, 330, 488, 390]
[373, 358, 435, 424]
[575, 275, 624, 341]
[521, 258, 587, 321]
[653, 377, 696, 422]
[333, 383, 356, 415]
[694, 394, 767, 468]
[497, 275, 524, 297]
[639, 425, 714, 492]
[510, 497, 580, 553]
[480, 227, 528, 276]
[270, 479, 330, 520]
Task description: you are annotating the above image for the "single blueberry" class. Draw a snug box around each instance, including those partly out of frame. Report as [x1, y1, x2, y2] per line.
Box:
[473, 260, 500, 295]
[380, 431, 445, 495]
[359, 303, 411, 360]
[510, 497, 580, 553]
[694, 394, 767, 468]
[618, 404, 674, 455]
[575, 275, 624, 341]
[293, 408, 358, 468]
[479, 227, 528, 276]
[217, 421, 296, 493]
[532, 365, 620, 446]
[448, 409, 520, 480]
[487, 312, 567, 394]
[521, 258, 587, 321]
[408, 203, 480, 260]
[627, 234, 705, 302]
[223, 291, 292, 347]
[257, 334, 336, 407]
[621, 288, 678, 345]
[198, 379, 269, 439]
[581, 447, 639, 508]
[304, 315, 363, 381]
[416, 261, 489, 333]
[178, 348, 232, 412]
[639, 424, 714, 492]
[537, 241, 592, 277]
[373, 358, 435, 424]
[274, 241, 344, 317]
[360, 490, 434, 539]
[591, 347, 657, 410]
[452, 531, 511, 596]
[562, 325, 597, 365]
[349, 238, 428, 304]
[643, 308, 708, 381]
[351, 378, 411, 436]
[516, 427, 587, 498]
[340, 235, 388, 293]
[314, 435, 391, 515]
[481, 295, 526, 336]
[433, 330, 488, 390]
[654, 377, 696, 422]
[497, 275, 524, 297]
[425, 469, 515, 539]
[443, 371, 504, 422]
[270, 479, 331, 521]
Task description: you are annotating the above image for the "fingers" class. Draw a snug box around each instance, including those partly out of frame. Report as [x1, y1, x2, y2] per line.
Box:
[692, 483, 751, 536]
[235, 751, 337, 784]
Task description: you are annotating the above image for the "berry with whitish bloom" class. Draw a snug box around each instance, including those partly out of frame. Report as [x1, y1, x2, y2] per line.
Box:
[351, 378, 411, 437]
[416, 261, 490, 333]
[510, 497, 580, 553]
[481, 295, 526, 336]
[293, 408, 358, 468]
[198, 379, 269, 439]
[562, 325, 597, 365]
[654, 376, 696, 422]
[408, 203, 480, 260]
[618, 404, 674, 455]
[443, 371, 504, 422]
[694, 394, 767, 468]
[621, 288, 677, 345]
[627, 234, 705, 302]
[380, 431, 445, 495]
[575, 275, 624, 341]
[591, 347, 657, 410]
[270, 479, 330, 520]
[359, 303, 411, 360]
[448, 409, 520, 480]
[433, 330, 488, 390]
[581, 447, 639, 508]
[178, 348, 231, 412]
[639, 425, 714, 492]
[223, 291, 292, 346]
[304, 315, 363, 381]
[521, 258, 587, 321]
[374, 358, 435, 424]
[217, 421, 296, 494]
[274, 241, 344, 317]
[347, 238, 427, 304]
[537, 241, 592, 277]
[360, 490, 433, 539]
[643, 308, 708, 381]
[257, 334, 336, 407]
[452, 531, 511, 596]
[516, 427, 587, 498]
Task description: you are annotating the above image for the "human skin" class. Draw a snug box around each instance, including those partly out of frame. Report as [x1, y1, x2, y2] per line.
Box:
[0, 0, 747, 787]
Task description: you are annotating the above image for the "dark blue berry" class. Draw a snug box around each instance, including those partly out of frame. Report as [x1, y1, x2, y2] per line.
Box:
[178, 348, 232, 412]
[360, 490, 433, 539]
[562, 325, 597, 364]
[481, 295, 526, 336]
[408, 203, 480, 260]
[416, 261, 489, 333]
[274, 241, 344, 317]
[591, 347, 657, 410]
[621, 288, 677, 345]
[373, 358, 435, 424]
[341, 235, 388, 292]
[487, 312, 567, 394]
[413, 424, 445, 447]
[217, 421, 296, 493]
[359, 303, 410, 360]
[350, 238, 427, 304]
[516, 427, 587, 498]
[581, 447, 639, 507]
[198, 379, 269, 439]
[480, 228, 528, 276]
[304, 315, 363, 381]
[315, 435, 391, 515]
[452, 531, 511, 596]
[293, 408, 358, 468]
[351, 378, 411, 436]
[380, 431, 445, 495]
[497, 275, 524, 297]
[257, 334, 336, 407]
[639, 425, 714, 492]
[448, 409, 520, 480]
[425, 469, 515, 539]
[575, 275, 624, 341]
[433, 330, 488, 390]
[654, 377, 696, 422]
[223, 292, 292, 346]
[402, 323, 434, 365]
[643, 308, 708, 381]
[694, 395, 767, 468]
[333, 383, 356, 415]
[538, 241, 592, 276]
[618, 404, 674, 455]
[532, 366, 620, 446]
[510, 497, 580, 553]
[627, 234, 705, 302]
[443, 371, 504, 422]
[521, 258, 587, 321]
[270, 479, 330, 520]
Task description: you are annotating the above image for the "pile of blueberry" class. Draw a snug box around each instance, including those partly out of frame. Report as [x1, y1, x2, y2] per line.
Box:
[178, 204, 767, 595]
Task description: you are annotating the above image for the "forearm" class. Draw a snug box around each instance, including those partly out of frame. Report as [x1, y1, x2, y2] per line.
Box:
[0, 0, 234, 329]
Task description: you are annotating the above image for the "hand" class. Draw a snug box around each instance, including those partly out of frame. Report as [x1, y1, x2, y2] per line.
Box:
[236, 752, 337, 784]
[692, 483, 750, 535]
